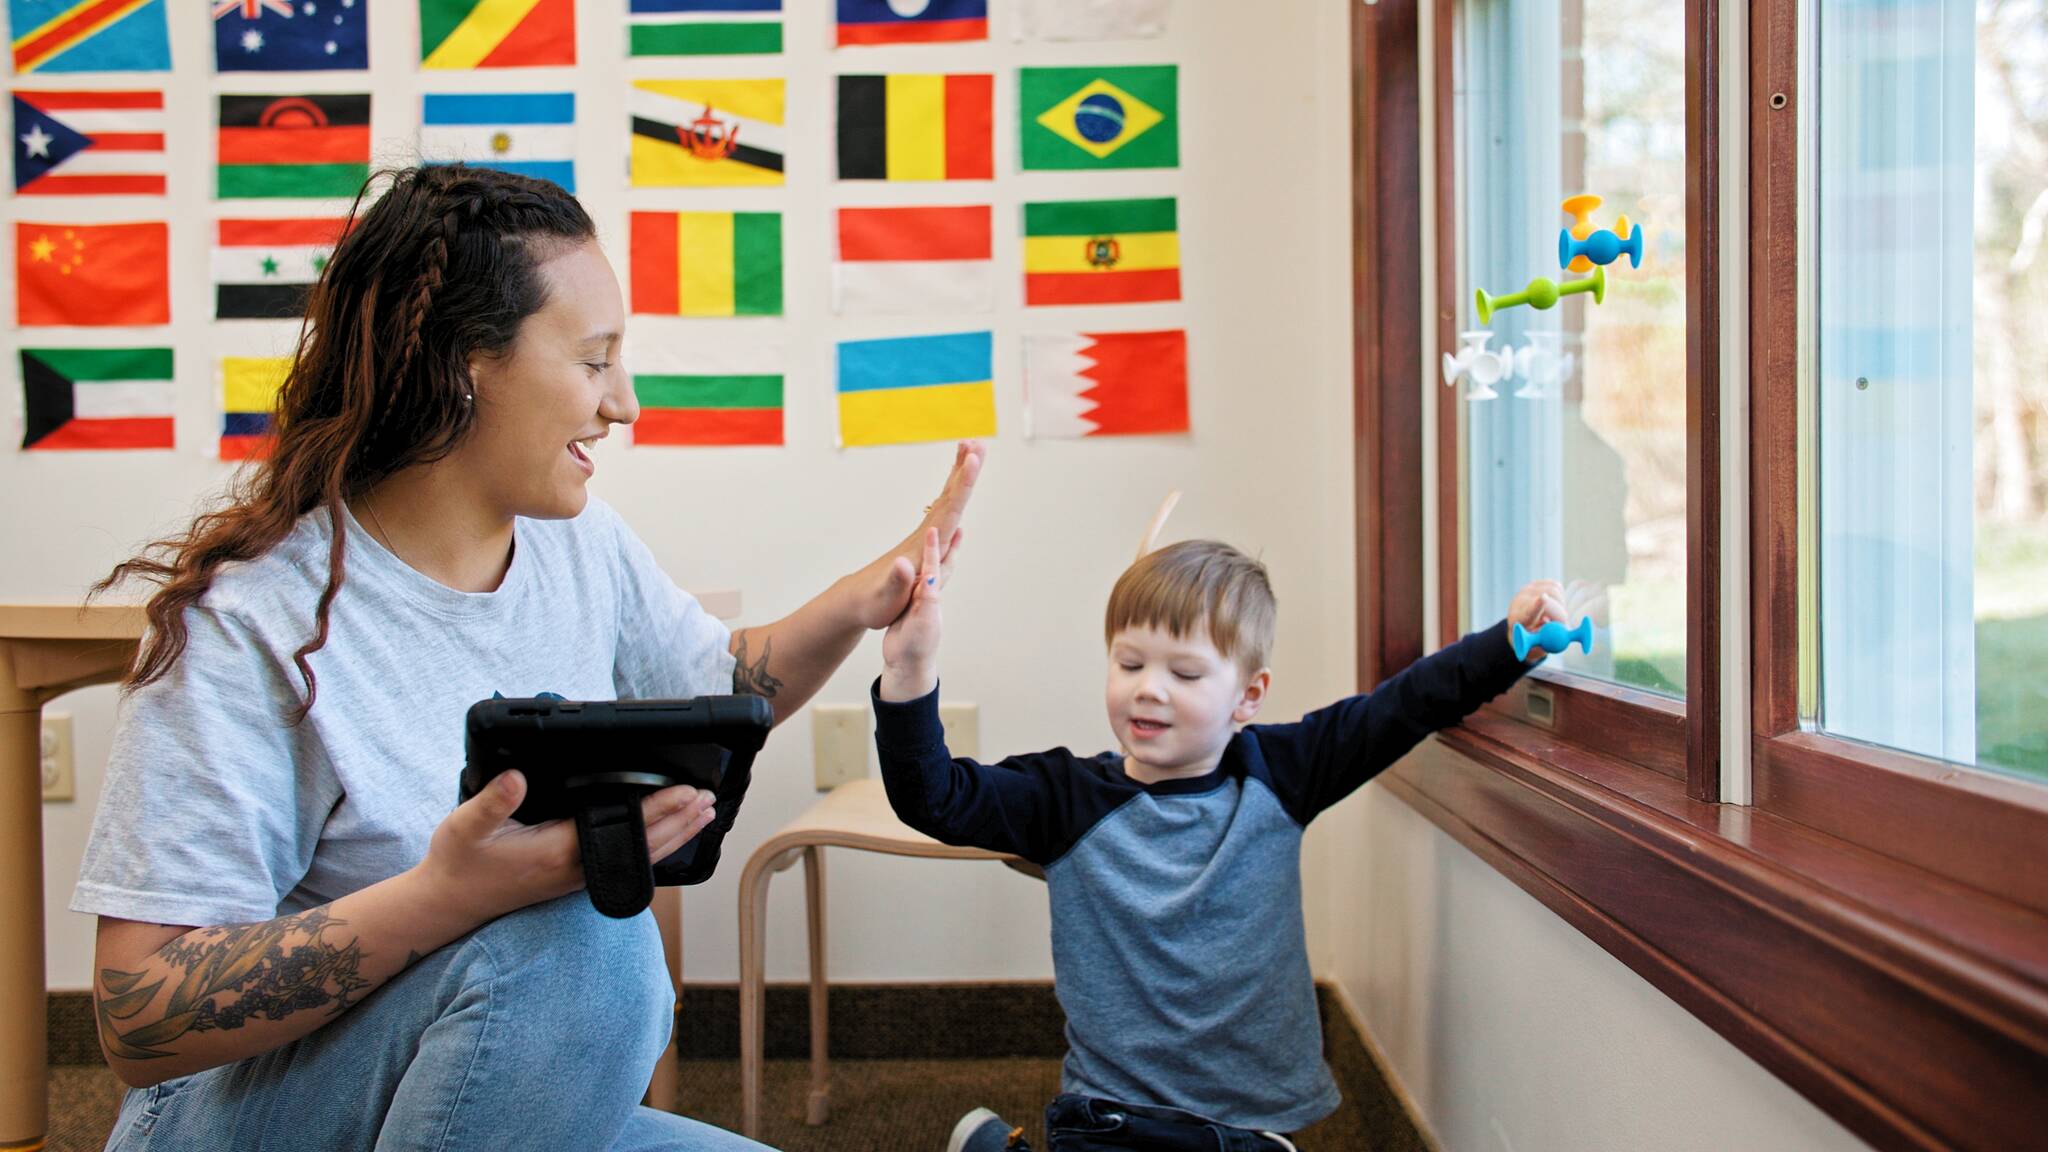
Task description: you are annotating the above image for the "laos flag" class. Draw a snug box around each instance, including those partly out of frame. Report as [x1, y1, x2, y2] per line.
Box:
[836, 0, 985, 46]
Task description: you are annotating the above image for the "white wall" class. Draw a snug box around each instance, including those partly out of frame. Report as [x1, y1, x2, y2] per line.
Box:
[12, 0, 1362, 990]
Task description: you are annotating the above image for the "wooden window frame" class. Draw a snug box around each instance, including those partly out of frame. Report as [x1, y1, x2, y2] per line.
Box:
[1355, 1, 2048, 1149]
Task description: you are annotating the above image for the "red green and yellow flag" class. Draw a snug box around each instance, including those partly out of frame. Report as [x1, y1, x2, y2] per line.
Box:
[419, 0, 574, 69]
[220, 355, 288, 461]
[1022, 197, 1180, 306]
[630, 210, 782, 317]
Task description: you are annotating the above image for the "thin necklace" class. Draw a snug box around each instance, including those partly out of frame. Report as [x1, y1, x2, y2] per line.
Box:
[363, 494, 407, 569]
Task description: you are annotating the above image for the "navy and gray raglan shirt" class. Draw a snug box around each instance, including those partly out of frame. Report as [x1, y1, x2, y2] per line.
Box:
[871, 619, 1530, 1133]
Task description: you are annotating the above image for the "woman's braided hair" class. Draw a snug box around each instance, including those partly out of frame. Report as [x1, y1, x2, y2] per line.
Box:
[95, 165, 594, 719]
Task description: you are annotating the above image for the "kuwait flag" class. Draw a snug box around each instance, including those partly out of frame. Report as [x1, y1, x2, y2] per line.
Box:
[20, 347, 173, 450]
[630, 211, 782, 317]
[632, 347, 783, 447]
[12, 89, 165, 196]
[217, 93, 370, 200]
[213, 217, 347, 321]
[1023, 197, 1180, 306]
[15, 221, 168, 327]
[837, 74, 991, 181]
[630, 0, 782, 57]
[836, 331, 996, 448]
[629, 79, 785, 188]
[421, 92, 576, 192]
[834, 205, 991, 315]
[220, 356, 288, 460]
[1025, 329, 1188, 439]
[419, 0, 574, 69]
[836, 0, 985, 45]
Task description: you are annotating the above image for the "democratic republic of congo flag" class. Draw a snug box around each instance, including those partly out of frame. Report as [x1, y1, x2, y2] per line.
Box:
[630, 210, 781, 317]
[419, 0, 574, 69]
[19, 346, 174, 450]
[9, 0, 170, 74]
[1022, 197, 1180, 306]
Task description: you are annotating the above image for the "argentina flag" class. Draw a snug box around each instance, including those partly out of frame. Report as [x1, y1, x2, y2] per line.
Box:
[213, 0, 368, 72]
[420, 92, 576, 193]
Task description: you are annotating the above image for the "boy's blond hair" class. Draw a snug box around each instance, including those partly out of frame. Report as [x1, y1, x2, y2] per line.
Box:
[1105, 540, 1276, 675]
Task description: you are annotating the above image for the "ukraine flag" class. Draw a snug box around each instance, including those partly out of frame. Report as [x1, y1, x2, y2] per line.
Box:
[836, 332, 996, 448]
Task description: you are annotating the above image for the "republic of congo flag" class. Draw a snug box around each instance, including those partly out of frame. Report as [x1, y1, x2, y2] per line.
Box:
[10, 0, 170, 74]
[213, 217, 347, 320]
[836, 0, 984, 45]
[420, 92, 575, 191]
[1020, 65, 1178, 171]
[1024, 329, 1188, 439]
[217, 93, 370, 199]
[15, 220, 168, 327]
[631, 347, 783, 447]
[12, 89, 165, 196]
[220, 355, 288, 461]
[419, 0, 574, 69]
[629, 78, 785, 188]
[19, 346, 173, 450]
[630, 210, 781, 317]
[836, 331, 995, 448]
[630, 0, 781, 57]
[1023, 197, 1180, 306]
[837, 73, 991, 181]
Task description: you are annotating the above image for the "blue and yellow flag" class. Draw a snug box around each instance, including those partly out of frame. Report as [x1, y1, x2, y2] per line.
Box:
[836, 332, 995, 448]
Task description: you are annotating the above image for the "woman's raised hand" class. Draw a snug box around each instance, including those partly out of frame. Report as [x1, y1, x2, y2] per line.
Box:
[847, 440, 983, 631]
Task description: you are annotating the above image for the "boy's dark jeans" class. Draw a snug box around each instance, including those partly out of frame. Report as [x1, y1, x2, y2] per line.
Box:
[1043, 1093, 1287, 1152]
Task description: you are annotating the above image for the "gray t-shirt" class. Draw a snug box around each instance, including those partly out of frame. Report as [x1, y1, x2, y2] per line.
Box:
[73, 497, 734, 928]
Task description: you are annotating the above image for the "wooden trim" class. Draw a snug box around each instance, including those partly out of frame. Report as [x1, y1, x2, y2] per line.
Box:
[1432, 0, 1460, 653]
[1386, 725, 2048, 1152]
[1685, 0, 1723, 802]
[1482, 667, 1688, 780]
[1322, 980, 1446, 1152]
[1749, 0, 1801, 739]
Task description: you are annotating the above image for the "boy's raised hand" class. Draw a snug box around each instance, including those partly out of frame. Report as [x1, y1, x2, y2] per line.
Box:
[880, 526, 951, 702]
[1507, 579, 1568, 662]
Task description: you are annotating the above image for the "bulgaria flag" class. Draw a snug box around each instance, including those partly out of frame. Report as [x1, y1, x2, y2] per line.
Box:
[836, 74, 991, 181]
[19, 347, 173, 450]
[630, 210, 782, 317]
[629, 0, 782, 57]
[1023, 197, 1180, 306]
[836, 0, 985, 45]
[833, 205, 991, 315]
[629, 79, 785, 188]
[1024, 329, 1188, 439]
[213, 217, 347, 320]
[631, 346, 783, 447]
[220, 355, 288, 460]
[15, 220, 169, 327]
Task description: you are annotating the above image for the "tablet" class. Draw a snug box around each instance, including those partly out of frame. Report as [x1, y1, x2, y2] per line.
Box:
[461, 694, 773, 917]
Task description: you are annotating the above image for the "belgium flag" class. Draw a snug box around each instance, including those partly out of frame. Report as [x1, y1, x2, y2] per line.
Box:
[837, 74, 992, 182]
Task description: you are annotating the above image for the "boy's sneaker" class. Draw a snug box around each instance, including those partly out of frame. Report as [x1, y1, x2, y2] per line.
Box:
[946, 1106, 1031, 1152]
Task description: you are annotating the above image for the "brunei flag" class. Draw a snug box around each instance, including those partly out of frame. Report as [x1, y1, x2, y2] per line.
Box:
[1023, 197, 1180, 306]
[419, 0, 574, 69]
[220, 355, 288, 461]
[217, 93, 370, 200]
[9, 0, 170, 74]
[631, 347, 783, 447]
[1025, 329, 1187, 439]
[833, 205, 992, 315]
[837, 74, 991, 181]
[836, 331, 995, 448]
[20, 347, 173, 450]
[15, 221, 168, 327]
[630, 0, 782, 57]
[213, 217, 347, 320]
[12, 89, 166, 196]
[629, 79, 785, 188]
[630, 210, 782, 317]
[836, 0, 985, 45]
[1020, 65, 1177, 171]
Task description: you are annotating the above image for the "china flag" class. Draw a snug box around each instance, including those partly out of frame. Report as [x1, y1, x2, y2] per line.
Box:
[15, 221, 170, 327]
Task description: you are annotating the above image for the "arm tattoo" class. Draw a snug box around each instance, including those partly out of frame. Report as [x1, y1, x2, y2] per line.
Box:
[96, 907, 371, 1061]
[731, 629, 784, 700]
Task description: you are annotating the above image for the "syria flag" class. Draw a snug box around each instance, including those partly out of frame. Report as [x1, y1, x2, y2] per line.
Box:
[1024, 329, 1188, 439]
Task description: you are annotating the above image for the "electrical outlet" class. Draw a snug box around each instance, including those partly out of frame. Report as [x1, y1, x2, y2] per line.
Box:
[41, 712, 74, 802]
[938, 701, 979, 758]
[811, 704, 869, 791]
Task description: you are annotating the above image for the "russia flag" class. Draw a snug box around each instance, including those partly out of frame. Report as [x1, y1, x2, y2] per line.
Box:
[836, 0, 986, 46]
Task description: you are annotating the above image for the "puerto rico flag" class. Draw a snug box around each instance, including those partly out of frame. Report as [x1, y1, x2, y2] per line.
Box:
[836, 0, 985, 45]
[12, 89, 164, 196]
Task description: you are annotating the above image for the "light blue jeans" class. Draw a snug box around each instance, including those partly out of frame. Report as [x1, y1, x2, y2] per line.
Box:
[104, 894, 773, 1151]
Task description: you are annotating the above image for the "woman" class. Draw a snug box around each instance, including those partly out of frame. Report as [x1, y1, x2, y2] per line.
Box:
[75, 165, 980, 1150]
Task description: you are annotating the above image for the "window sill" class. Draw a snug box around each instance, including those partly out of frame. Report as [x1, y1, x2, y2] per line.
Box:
[1382, 713, 2048, 1152]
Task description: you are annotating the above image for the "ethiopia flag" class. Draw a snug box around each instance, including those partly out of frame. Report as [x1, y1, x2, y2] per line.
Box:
[217, 93, 370, 199]
[19, 346, 173, 450]
[12, 89, 165, 196]
[630, 210, 782, 317]
[419, 0, 573, 69]
[632, 347, 783, 447]
[213, 217, 346, 320]
[1023, 197, 1180, 306]
[836, 331, 995, 448]
[629, 79, 785, 188]
[837, 73, 991, 182]
[630, 0, 781, 57]
[1024, 329, 1188, 439]
[220, 355, 288, 461]
[836, 0, 984, 45]
[10, 0, 170, 74]
[213, 0, 368, 71]
[15, 220, 168, 327]
[1020, 65, 1177, 171]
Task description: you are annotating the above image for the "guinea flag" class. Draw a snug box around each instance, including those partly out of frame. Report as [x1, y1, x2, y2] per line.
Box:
[630, 210, 782, 317]
[217, 93, 371, 200]
[836, 0, 985, 45]
[1022, 197, 1180, 306]
[837, 74, 991, 181]
[19, 346, 173, 450]
[14, 220, 169, 326]
[1024, 329, 1188, 439]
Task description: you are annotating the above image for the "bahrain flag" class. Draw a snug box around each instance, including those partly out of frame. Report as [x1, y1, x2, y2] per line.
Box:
[1024, 329, 1188, 439]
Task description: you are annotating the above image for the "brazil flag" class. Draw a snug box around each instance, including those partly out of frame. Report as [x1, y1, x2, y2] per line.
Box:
[1019, 65, 1178, 171]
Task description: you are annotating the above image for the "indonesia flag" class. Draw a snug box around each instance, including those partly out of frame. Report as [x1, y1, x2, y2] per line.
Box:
[1024, 329, 1189, 439]
[833, 205, 991, 314]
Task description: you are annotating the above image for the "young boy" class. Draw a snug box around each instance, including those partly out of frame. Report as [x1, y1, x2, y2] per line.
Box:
[874, 531, 1565, 1152]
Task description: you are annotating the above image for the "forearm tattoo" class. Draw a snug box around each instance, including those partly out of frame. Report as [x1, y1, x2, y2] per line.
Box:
[96, 907, 371, 1061]
[731, 629, 784, 700]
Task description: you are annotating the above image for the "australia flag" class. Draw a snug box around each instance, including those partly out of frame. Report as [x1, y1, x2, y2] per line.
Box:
[213, 0, 367, 72]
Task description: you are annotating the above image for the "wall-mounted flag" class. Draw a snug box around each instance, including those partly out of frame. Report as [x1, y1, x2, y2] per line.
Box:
[629, 0, 781, 57]
[834, 205, 992, 314]
[1023, 197, 1180, 305]
[630, 210, 781, 317]
[421, 92, 575, 191]
[629, 79, 785, 187]
[19, 347, 174, 450]
[12, 89, 165, 196]
[837, 73, 990, 181]
[1025, 329, 1188, 439]
[10, 0, 171, 74]
[213, 217, 347, 320]
[220, 355, 289, 460]
[418, 0, 573, 69]
[836, 0, 984, 45]
[217, 93, 370, 199]
[1015, 0, 1168, 42]
[1020, 65, 1177, 170]
[14, 221, 169, 327]
[836, 331, 995, 448]
[631, 346, 784, 447]
[213, 0, 368, 71]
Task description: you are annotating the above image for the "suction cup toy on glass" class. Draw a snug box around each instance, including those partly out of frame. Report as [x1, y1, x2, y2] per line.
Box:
[1558, 193, 1641, 271]
[1511, 617, 1596, 662]
[1475, 266, 1605, 326]
[1442, 331, 1515, 402]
